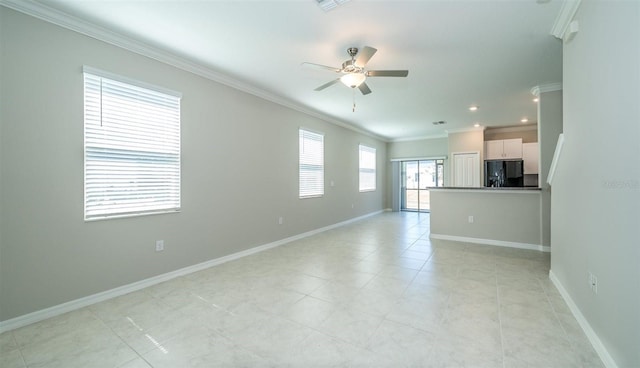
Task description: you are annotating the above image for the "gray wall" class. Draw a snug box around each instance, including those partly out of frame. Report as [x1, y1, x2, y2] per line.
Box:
[430, 190, 541, 246]
[386, 137, 449, 209]
[538, 90, 563, 247]
[0, 8, 387, 321]
[550, 1, 639, 366]
[484, 127, 538, 143]
[387, 137, 448, 159]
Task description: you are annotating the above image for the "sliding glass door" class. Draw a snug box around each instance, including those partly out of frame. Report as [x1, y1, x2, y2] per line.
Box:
[401, 160, 444, 212]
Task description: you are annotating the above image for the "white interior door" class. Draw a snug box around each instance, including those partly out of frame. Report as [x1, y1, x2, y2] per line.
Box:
[452, 152, 480, 187]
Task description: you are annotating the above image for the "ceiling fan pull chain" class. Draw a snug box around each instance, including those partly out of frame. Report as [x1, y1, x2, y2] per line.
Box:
[352, 89, 356, 112]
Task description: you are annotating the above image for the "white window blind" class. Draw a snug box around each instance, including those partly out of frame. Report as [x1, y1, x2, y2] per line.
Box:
[83, 67, 181, 220]
[299, 129, 324, 198]
[359, 144, 376, 192]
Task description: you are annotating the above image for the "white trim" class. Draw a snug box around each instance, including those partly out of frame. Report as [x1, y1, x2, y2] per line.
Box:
[547, 133, 564, 185]
[298, 126, 325, 138]
[445, 127, 484, 134]
[485, 124, 538, 134]
[549, 271, 617, 368]
[550, 0, 583, 40]
[390, 133, 449, 142]
[430, 233, 549, 252]
[0, 209, 384, 333]
[83, 65, 182, 98]
[564, 20, 580, 43]
[389, 156, 447, 162]
[0, 0, 387, 142]
[531, 83, 563, 97]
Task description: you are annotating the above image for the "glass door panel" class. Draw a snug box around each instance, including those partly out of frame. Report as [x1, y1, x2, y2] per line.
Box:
[401, 159, 444, 212]
[402, 161, 419, 211]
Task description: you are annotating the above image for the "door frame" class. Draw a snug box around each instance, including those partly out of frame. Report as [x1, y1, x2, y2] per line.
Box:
[451, 151, 481, 187]
[389, 156, 447, 212]
[399, 159, 444, 212]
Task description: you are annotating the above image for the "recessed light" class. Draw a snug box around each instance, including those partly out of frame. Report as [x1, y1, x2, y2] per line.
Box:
[469, 105, 479, 112]
[521, 118, 529, 123]
[474, 123, 480, 128]
[533, 97, 539, 103]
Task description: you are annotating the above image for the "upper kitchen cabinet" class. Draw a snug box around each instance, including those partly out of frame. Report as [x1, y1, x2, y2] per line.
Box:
[485, 138, 522, 160]
[522, 142, 539, 174]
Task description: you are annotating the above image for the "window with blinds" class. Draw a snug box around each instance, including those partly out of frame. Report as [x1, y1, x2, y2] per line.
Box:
[299, 129, 324, 198]
[83, 67, 181, 220]
[359, 144, 376, 192]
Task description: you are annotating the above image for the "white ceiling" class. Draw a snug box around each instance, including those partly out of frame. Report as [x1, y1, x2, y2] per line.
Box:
[28, 0, 563, 141]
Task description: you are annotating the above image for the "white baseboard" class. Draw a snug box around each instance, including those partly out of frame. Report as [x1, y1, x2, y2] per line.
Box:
[0, 210, 384, 333]
[429, 233, 550, 252]
[549, 270, 618, 368]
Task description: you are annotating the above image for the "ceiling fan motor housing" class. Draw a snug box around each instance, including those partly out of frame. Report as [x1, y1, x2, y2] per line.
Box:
[341, 59, 362, 73]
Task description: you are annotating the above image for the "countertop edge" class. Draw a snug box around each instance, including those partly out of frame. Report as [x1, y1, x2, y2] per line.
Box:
[429, 187, 542, 192]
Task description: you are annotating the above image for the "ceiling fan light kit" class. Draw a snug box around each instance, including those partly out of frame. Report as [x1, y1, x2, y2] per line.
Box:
[303, 46, 409, 96]
[340, 72, 366, 88]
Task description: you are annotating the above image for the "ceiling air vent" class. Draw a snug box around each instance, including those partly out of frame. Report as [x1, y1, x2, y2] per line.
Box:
[316, 0, 349, 12]
[432, 121, 447, 125]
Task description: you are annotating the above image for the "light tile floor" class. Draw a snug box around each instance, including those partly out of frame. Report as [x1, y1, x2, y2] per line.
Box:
[1, 212, 604, 367]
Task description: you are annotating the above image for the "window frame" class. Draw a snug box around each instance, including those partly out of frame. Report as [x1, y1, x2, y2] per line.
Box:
[298, 128, 325, 199]
[359, 144, 377, 192]
[83, 66, 182, 221]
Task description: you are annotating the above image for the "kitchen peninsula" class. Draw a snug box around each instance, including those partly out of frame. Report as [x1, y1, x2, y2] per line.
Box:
[429, 187, 547, 252]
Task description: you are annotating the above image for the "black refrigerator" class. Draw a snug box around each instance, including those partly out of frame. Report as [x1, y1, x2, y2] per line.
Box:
[485, 160, 524, 187]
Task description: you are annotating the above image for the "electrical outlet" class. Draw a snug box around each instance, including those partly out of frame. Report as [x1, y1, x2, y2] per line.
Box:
[351, 204, 355, 209]
[155, 240, 164, 252]
[278, 216, 283, 225]
[468, 215, 474, 223]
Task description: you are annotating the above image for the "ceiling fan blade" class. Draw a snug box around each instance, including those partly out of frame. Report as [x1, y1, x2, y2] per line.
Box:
[354, 46, 377, 68]
[314, 79, 340, 91]
[302, 62, 341, 73]
[366, 70, 409, 77]
[358, 82, 372, 95]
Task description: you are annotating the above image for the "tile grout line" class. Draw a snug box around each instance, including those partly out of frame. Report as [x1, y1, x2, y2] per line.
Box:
[496, 262, 507, 368]
[86, 306, 154, 368]
[12, 331, 29, 368]
[538, 276, 585, 363]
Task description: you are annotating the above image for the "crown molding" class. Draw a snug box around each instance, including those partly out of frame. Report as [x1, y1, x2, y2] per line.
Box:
[550, 0, 582, 40]
[531, 83, 563, 96]
[0, 0, 388, 142]
[485, 124, 538, 134]
[390, 133, 449, 143]
[445, 126, 485, 134]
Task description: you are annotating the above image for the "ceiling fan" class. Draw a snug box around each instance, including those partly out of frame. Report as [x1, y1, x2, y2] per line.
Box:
[302, 46, 409, 95]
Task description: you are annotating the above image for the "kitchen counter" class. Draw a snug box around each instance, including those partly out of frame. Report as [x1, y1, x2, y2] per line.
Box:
[429, 187, 547, 251]
[430, 186, 541, 191]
